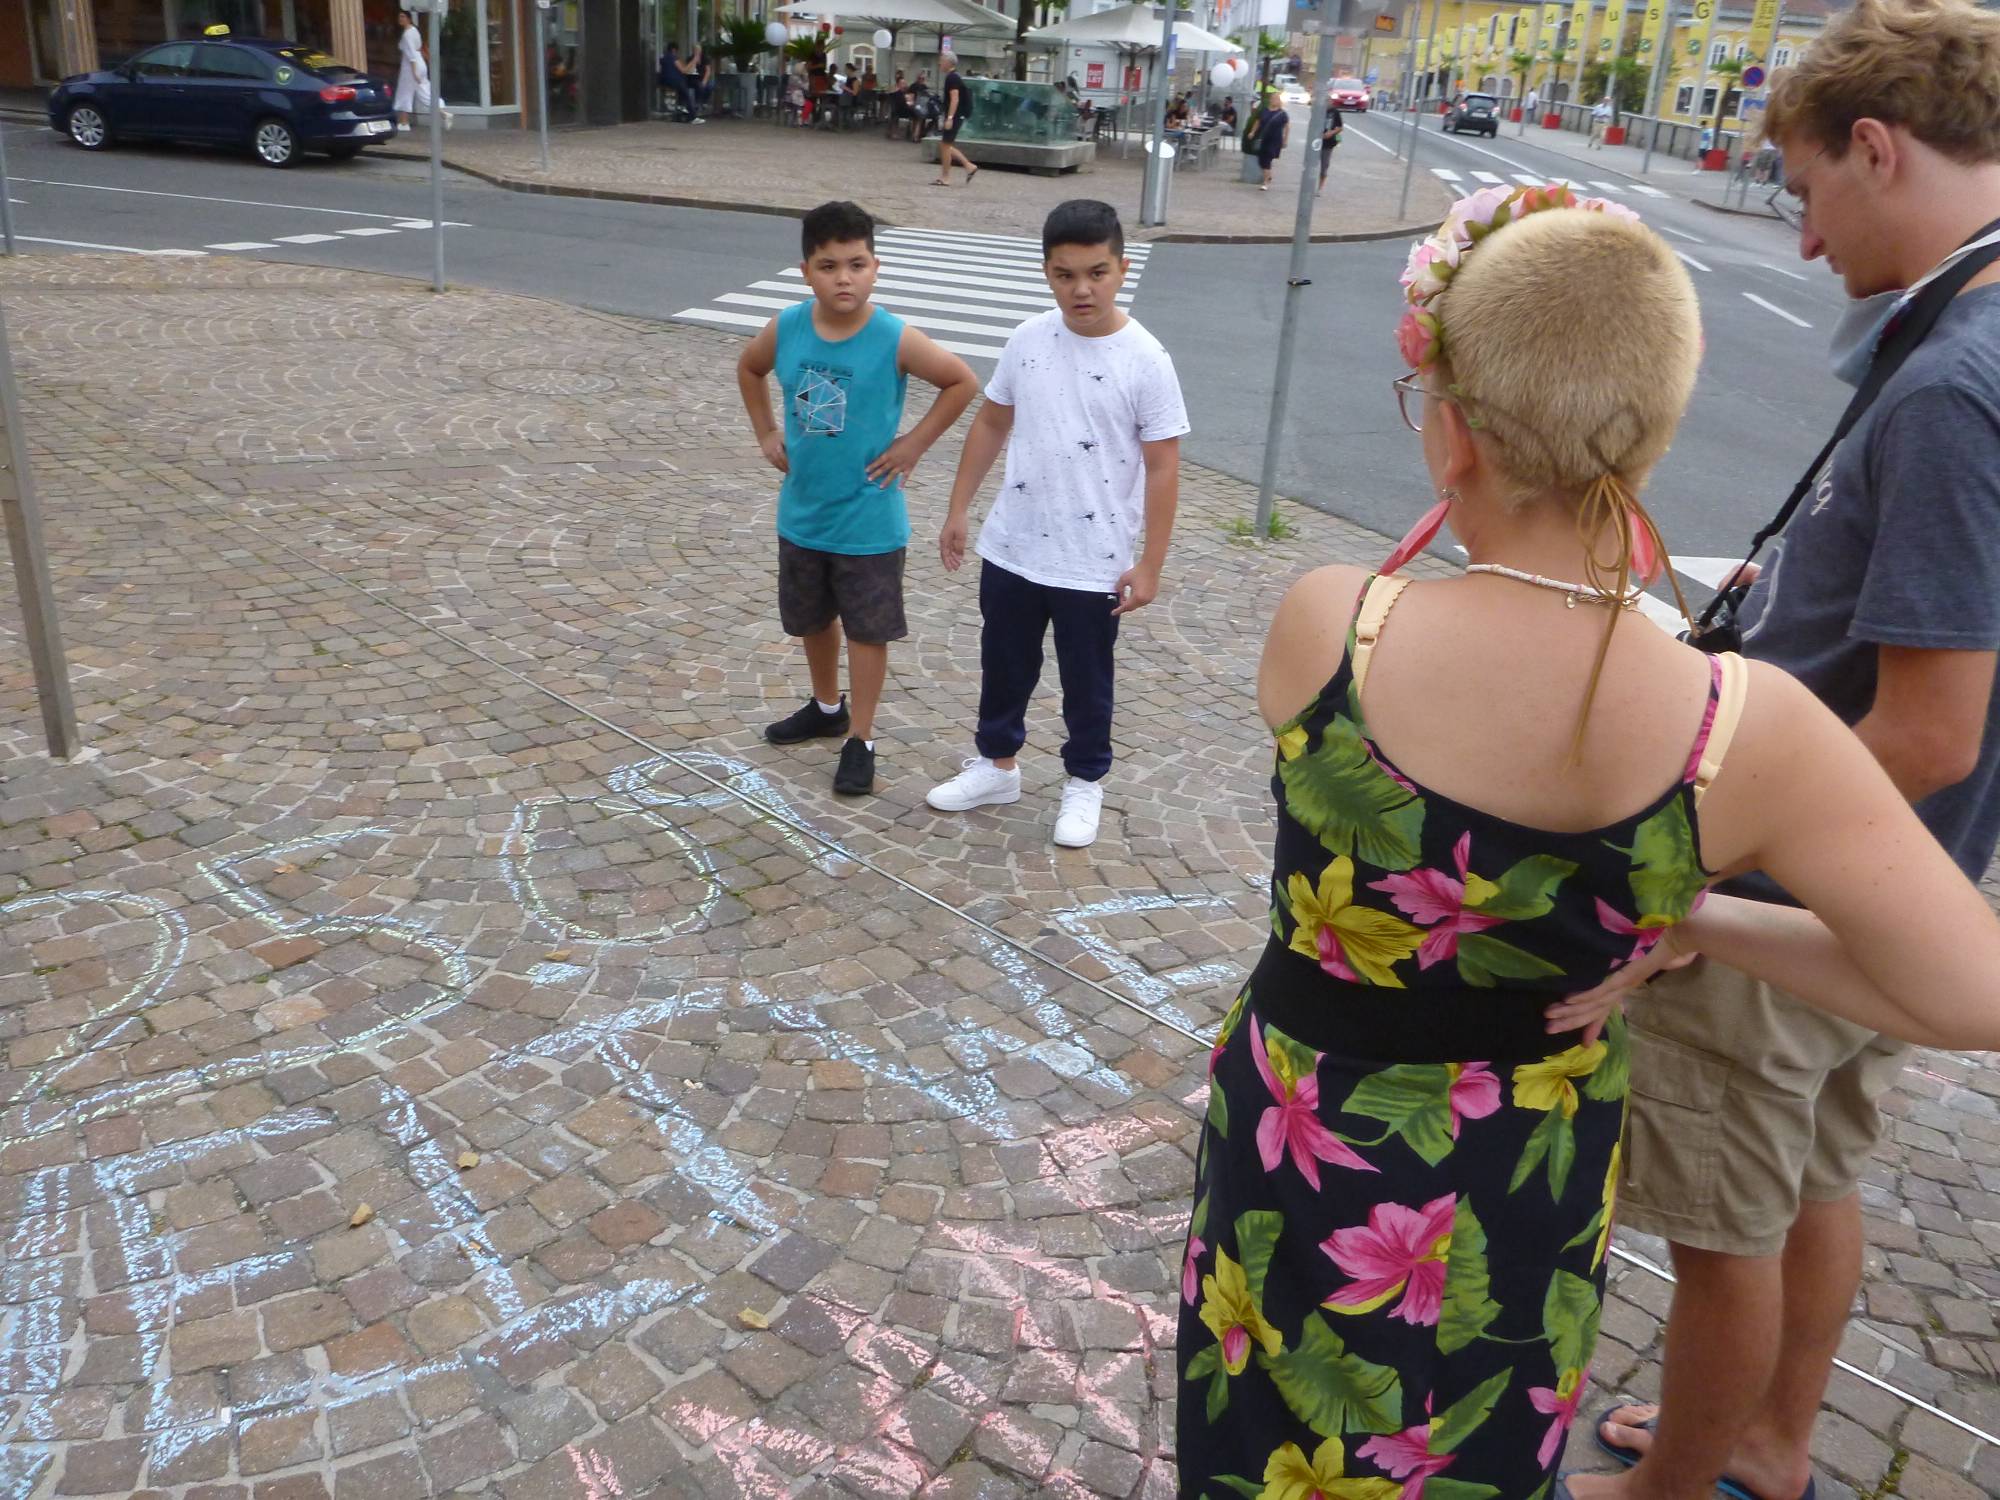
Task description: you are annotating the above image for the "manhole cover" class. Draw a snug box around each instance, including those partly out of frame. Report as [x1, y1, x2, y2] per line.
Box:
[487, 366, 618, 396]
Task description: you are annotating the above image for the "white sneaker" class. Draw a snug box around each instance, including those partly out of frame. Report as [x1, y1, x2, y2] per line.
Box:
[926, 756, 1022, 812]
[1053, 777, 1104, 848]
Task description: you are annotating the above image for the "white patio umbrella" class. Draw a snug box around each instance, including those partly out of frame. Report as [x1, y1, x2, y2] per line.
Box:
[1022, 4, 1240, 54]
[775, 0, 1011, 39]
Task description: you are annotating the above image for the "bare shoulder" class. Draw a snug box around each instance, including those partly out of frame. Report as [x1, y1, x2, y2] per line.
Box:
[1258, 564, 1371, 729]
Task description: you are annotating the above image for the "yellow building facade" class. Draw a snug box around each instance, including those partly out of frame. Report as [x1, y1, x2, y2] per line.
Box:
[1357, 0, 1833, 130]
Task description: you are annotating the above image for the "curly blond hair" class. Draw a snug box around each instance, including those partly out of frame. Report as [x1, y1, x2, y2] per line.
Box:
[1763, 0, 2000, 163]
[1432, 206, 1702, 505]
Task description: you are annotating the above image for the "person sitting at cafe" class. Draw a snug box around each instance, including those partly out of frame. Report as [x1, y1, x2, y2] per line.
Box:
[1219, 97, 1238, 130]
[1166, 95, 1191, 129]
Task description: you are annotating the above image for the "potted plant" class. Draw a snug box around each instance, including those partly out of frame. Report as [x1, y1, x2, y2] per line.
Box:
[1701, 55, 1745, 168]
[1507, 48, 1532, 119]
[720, 12, 771, 74]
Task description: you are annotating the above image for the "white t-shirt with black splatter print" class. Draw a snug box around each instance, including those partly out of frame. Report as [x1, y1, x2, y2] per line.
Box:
[974, 310, 1190, 593]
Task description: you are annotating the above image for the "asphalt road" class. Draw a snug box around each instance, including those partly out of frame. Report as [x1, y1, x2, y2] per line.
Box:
[0, 111, 1851, 569]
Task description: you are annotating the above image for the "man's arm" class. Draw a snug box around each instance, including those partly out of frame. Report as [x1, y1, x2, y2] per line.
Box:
[1114, 436, 1180, 616]
[945, 83, 960, 123]
[1851, 645, 1996, 802]
[866, 328, 979, 488]
[939, 400, 1013, 571]
[736, 318, 787, 474]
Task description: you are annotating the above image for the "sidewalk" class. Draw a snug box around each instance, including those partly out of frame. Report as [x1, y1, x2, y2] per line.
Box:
[374, 115, 1451, 242]
[0, 253, 1994, 1500]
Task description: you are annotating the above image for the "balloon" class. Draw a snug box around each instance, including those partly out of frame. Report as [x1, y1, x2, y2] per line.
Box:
[764, 20, 788, 47]
[1228, 55, 1248, 76]
[872, 27, 892, 48]
[1209, 60, 1234, 87]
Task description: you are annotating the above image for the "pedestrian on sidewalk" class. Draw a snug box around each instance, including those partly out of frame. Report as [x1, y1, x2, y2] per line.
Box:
[1255, 99, 1289, 190]
[1175, 181, 2000, 1500]
[1587, 2, 2000, 1498]
[393, 9, 450, 133]
[931, 53, 978, 186]
[1589, 94, 1611, 147]
[737, 201, 979, 797]
[930, 200, 1189, 848]
[1315, 101, 1344, 196]
[1525, 83, 1540, 120]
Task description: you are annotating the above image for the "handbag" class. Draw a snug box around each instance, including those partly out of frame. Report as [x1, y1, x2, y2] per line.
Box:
[1688, 216, 2000, 653]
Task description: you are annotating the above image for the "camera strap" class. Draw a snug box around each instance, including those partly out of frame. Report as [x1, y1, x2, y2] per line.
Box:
[1693, 214, 2000, 633]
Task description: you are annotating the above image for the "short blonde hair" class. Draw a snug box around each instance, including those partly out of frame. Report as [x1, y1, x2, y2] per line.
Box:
[1433, 207, 1701, 504]
[1763, 0, 2000, 162]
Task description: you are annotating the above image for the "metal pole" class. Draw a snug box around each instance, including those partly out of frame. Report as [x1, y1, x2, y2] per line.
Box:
[1139, 2, 1176, 226]
[1639, 0, 1673, 172]
[1520, 2, 1542, 134]
[427, 0, 445, 293]
[0, 122, 15, 257]
[1253, 24, 1337, 536]
[534, 0, 551, 172]
[1396, 0, 1442, 218]
[0, 300, 80, 759]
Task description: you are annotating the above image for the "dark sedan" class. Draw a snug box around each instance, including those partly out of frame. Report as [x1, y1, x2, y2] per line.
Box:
[1442, 91, 1500, 137]
[49, 33, 394, 168]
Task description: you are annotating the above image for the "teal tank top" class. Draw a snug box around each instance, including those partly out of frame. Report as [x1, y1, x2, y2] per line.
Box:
[775, 301, 911, 555]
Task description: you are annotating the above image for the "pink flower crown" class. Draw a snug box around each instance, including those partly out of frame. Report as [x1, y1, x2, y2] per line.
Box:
[1396, 183, 1643, 372]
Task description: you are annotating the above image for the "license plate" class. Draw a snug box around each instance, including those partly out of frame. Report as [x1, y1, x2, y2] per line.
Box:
[362, 120, 391, 134]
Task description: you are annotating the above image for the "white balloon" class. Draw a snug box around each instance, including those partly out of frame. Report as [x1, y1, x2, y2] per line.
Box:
[872, 27, 892, 48]
[1209, 60, 1234, 88]
[764, 20, 789, 47]
[1229, 55, 1248, 75]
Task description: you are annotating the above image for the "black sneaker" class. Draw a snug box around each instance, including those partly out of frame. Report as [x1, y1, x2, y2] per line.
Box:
[833, 737, 875, 796]
[765, 696, 850, 745]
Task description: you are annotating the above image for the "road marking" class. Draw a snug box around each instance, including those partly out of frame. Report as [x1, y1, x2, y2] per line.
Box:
[206, 241, 280, 252]
[1676, 250, 1713, 273]
[1510, 173, 1545, 187]
[1631, 184, 1668, 197]
[1342, 123, 1400, 155]
[1431, 167, 1463, 182]
[1672, 556, 1753, 589]
[273, 233, 343, 245]
[339, 226, 402, 237]
[17, 234, 205, 256]
[1744, 291, 1812, 328]
[1471, 170, 1506, 184]
[1759, 261, 1809, 281]
[1659, 223, 1705, 243]
[17, 176, 469, 224]
[775, 268, 1090, 311]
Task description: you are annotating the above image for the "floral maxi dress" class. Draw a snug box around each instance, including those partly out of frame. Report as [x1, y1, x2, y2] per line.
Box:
[1177, 574, 1736, 1500]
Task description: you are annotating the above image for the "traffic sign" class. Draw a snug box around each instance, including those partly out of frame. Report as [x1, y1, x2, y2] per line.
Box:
[1742, 63, 1765, 87]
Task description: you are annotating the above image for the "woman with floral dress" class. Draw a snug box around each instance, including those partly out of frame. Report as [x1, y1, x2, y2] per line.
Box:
[1176, 189, 2000, 1499]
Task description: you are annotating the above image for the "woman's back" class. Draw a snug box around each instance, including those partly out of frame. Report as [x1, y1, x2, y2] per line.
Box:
[1263, 567, 1725, 997]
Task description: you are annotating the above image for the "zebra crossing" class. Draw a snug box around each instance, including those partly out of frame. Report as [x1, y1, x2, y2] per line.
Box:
[1429, 166, 1668, 198]
[673, 226, 1153, 362]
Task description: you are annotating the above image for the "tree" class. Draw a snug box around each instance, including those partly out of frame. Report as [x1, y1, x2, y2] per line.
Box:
[1509, 47, 1534, 102]
[1582, 54, 1646, 116]
[1706, 54, 1746, 143]
[1231, 27, 1289, 84]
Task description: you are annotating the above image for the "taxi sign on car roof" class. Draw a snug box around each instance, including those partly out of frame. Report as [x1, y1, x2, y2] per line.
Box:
[203, 22, 230, 34]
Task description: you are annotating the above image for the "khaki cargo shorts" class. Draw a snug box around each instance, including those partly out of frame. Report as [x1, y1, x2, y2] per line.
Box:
[1618, 957, 1910, 1259]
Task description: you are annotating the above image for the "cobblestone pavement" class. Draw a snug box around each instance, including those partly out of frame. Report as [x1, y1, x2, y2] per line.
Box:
[0, 255, 1994, 1500]
[376, 116, 1451, 242]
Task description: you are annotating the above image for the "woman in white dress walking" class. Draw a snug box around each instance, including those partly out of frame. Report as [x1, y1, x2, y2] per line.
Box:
[393, 10, 450, 133]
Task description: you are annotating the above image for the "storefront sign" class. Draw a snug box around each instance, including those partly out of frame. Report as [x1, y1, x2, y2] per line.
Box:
[1086, 61, 1104, 87]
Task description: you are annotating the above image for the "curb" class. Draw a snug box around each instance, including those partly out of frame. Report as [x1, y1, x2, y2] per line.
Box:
[1694, 195, 1781, 222]
[371, 144, 1443, 244]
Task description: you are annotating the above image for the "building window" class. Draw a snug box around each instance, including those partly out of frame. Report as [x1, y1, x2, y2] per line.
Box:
[1773, 45, 1792, 67]
[1709, 39, 1727, 65]
[1508, 15, 1519, 46]
[1675, 83, 1694, 114]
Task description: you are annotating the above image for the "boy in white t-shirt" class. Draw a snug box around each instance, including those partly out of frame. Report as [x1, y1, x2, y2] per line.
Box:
[929, 200, 1190, 848]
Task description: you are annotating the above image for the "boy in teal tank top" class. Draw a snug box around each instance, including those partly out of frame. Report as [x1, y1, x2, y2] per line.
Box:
[737, 201, 978, 796]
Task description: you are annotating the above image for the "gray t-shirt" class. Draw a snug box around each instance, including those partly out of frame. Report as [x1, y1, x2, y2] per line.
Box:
[1735, 282, 2000, 888]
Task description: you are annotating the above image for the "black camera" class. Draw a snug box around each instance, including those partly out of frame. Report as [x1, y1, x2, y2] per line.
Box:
[1683, 582, 1750, 655]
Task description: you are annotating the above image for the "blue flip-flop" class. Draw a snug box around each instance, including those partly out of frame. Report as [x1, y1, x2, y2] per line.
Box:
[1589, 1405, 1818, 1500]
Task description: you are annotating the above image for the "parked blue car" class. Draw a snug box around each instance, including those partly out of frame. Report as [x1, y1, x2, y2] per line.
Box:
[49, 31, 395, 168]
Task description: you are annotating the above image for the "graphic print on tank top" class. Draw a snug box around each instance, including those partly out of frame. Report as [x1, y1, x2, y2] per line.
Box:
[793, 362, 851, 437]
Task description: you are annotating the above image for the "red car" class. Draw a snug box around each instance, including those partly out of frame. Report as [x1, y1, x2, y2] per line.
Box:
[1328, 77, 1371, 111]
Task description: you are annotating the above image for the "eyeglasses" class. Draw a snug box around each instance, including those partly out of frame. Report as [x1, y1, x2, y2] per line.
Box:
[1771, 145, 1826, 232]
[1393, 373, 1427, 432]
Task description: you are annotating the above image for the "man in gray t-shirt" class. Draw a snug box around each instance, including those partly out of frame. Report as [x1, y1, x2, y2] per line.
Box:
[1589, 5, 2000, 1500]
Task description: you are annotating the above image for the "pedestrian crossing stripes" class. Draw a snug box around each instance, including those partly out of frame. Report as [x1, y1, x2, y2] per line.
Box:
[201, 221, 466, 253]
[672, 227, 1153, 361]
[1430, 166, 1667, 198]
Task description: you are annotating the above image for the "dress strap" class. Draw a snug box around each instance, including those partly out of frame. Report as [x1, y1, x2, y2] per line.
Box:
[1349, 574, 1414, 699]
[1689, 652, 1749, 807]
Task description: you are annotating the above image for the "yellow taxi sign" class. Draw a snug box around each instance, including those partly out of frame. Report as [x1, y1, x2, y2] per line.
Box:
[203, 22, 231, 34]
